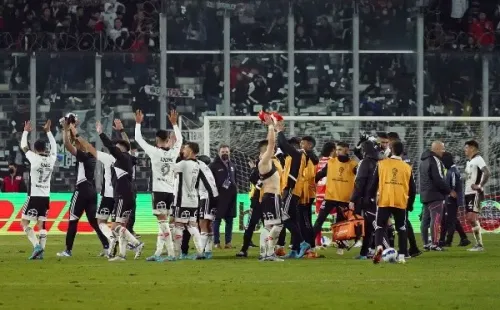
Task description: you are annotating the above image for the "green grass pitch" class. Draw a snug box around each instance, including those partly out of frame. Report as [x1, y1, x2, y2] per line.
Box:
[0, 234, 499, 310]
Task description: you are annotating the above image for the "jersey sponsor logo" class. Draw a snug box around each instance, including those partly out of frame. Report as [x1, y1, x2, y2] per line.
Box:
[156, 201, 168, 210]
[478, 200, 500, 232]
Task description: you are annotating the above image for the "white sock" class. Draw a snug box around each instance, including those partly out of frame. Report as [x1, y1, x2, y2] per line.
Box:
[173, 226, 184, 257]
[23, 225, 38, 248]
[39, 229, 47, 249]
[200, 232, 209, 253]
[205, 233, 214, 253]
[123, 227, 140, 246]
[155, 222, 165, 257]
[116, 227, 127, 257]
[260, 227, 270, 257]
[98, 222, 113, 242]
[473, 222, 483, 246]
[187, 225, 203, 254]
[158, 221, 175, 257]
[266, 225, 283, 257]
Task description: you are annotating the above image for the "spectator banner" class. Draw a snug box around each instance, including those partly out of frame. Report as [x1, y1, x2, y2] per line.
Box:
[0, 193, 498, 234]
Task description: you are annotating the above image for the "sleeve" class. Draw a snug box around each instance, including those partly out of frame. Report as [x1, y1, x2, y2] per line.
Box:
[199, 163, 219, 198]
[170, 124, 183, 157]
[277, 132, 300, 158]
[21, 131, 37, 162]
[350, 160, 368, 202]
[173, 161, 184, 173]
[75, 150, 89, 162]
[249, 167, 260, 186]
[476, 157, 487, 170]
[307, 151, 319, 165]
[314, 164, 328, 183]
[97, 151, 115, 166]
[407, 172, 416, 211]
[100, 133, 124, 160]
[134, 124, 161, 157]
[429, 159, 451, 195]
[368, 164, 380, 200]
[47, 132, 57, 157]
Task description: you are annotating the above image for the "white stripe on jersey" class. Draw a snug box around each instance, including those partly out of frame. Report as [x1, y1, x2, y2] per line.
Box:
[97, 151, 116, 198]
[198, 160, 219, 200]
[174, 160, 200, 208]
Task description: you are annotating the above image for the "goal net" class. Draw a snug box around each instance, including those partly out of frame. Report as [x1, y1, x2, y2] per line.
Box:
[196, 116, 500, 234]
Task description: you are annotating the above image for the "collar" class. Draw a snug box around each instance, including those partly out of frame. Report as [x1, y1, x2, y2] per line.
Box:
[390, 155, 403, 160]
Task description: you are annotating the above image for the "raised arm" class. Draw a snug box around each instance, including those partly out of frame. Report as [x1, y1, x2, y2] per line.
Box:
[134, 110, 160, 156]
[62, 122, 77, 156]
[274, 121, 300, 157]
[169, 110, 183, 154]
[71, 127, 98, 158]
[260, 114, 275, 164]
[113, 119, 130, 144]
[97, 121, 124, 160]
[20, 121, 32, 153]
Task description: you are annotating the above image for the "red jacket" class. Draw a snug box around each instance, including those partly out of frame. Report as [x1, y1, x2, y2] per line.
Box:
[470, 20, 495, 46]
[2, 175, 27, 193]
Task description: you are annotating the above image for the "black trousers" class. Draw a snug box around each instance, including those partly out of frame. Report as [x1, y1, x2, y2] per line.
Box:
[297, 203, 315, 247]
[181, 229, 190, 255]
[241, 198, 262, 252]
[360, 210, 376, 256]
[277, 191, 304, 251]
[375, 207, 407, 256]
[406, 211, 418, 251]
[126, 193, 137, 234]
[313, 200, 348, 236]
[440, 200, 468, 244]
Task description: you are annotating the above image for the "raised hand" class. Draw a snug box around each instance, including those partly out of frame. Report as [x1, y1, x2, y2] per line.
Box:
[275, 120, 284, 132]
[135, 110, 144, 124]
[263, 114, 273, 126]
[24, 121, 32, 132]
[69, 123, 77, 137]
[168, 110, 178, 126]
[113, 119, 124, 131]
[42, 120, 51, 133]
[96, 121, 103, 134]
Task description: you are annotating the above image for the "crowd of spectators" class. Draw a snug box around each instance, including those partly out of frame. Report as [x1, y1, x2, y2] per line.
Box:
[2, 0, 500, 190]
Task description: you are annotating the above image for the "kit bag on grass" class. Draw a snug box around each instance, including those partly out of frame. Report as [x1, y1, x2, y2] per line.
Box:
[331, 210, 365, 241]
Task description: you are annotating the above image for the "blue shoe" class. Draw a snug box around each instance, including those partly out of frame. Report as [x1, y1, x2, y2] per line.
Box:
[179, 253, 188, 260]
[195, 254, 206, 260]
[34, 252, 44, 260]
[204, 252, 213, 259]
[29, 245, 44, 260]
[284, 250, 298, 258]
[354, 255, 368, 260]
[146, 255, 162, 262]
[159, 256, 176, 262]
[297, 242, 311, 258]
[56, 250, 72, 257]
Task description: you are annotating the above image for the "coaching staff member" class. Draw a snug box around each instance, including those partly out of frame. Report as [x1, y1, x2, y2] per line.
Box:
[371, 141, 416, 264]
[419, 141, 455, 251]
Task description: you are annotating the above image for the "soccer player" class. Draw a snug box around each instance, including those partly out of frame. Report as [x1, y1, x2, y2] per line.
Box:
[377, 132, 390, 157]
[171, 142, 204, 259]
[20, 120, 57, 260]
[313, 142, 357, 255]
[135, 110, 181, 262]
[464, 140, 490, 251]
[274, 123, 312, 258]
[57, 122, 109, 257]
[372, 141, 416, 264]
[441, 152, 470, 247]
[197, 155, 219, 259]
[97, 121, 144, 261]
[258, 115, 284, 261]
[350, 140, 379, 259]
[314, 142, 336, 248]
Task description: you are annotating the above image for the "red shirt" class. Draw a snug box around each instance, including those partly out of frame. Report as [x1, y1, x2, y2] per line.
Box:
[2, 175, 25, 192]
[470, 20, 495, 46]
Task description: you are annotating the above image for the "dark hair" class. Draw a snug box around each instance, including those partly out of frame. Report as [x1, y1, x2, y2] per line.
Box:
[187, 142, 200, 155]
[219, 143, 230, 150]
[258, 140, 268, 151]
[321, 142, 336, 157]
[129, 141, 138, 151]
[8, 162, 16, 167]
[34, 140, 46, 152]
[301, 136, 316, 147]
[115, 139, 131, 152]
[288, 137, 301, 147]
[377, 132, 388, 139]
[441, 152, 454, 169]
[391, 140, 404, 156]
[337, 141, 349, 149]
[465, 140, 479, 150]
[387, 132, 400, 141]
[156, 129, 168, 140]
[361, 140, 377, 156]
[197, 154, 211, 165]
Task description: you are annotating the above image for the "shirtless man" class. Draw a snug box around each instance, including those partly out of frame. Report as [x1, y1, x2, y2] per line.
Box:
[258, 114, 285, 262]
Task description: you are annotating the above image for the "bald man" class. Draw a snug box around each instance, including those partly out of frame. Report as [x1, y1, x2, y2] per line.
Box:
[419, 141, 456, 251]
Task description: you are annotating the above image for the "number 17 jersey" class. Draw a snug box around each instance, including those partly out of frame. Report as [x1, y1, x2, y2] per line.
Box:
[26, 151, 57, 197]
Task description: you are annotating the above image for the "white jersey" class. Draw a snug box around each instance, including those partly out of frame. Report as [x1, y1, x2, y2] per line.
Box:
[198, 160, 219, 200]
[97, 151, 116, 198]
[21, 131, 57, 197]
[174, 159, 200, 208]
[465, 154, 487, 195]
[135, 124, 182, 193]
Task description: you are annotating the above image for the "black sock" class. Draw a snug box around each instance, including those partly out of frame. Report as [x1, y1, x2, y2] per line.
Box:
[66, 220, 78, 252]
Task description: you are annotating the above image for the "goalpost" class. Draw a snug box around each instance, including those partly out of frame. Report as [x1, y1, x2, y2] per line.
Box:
[199, 115, 500, 234]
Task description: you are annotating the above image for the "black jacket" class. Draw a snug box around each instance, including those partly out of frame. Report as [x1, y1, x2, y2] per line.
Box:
[350, 153, 378, 211]
[209, 156, 237, 219]
[419, 150, 451, 204]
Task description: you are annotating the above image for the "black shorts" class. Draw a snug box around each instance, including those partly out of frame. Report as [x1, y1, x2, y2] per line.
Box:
[465, 192, 484, 213]
[199, 198, 217, 221]
[22, 196, 49, 221]
[114, 195, 135, 224]
[152, 192, 174, 216]
[174, 207, 198, 224]
[261, 193, 283, 226]
[282, 189, 300, 221]
[96, 196, 115, 220]
[323, 200, 349, 222]
[69, 189, 97, 221]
